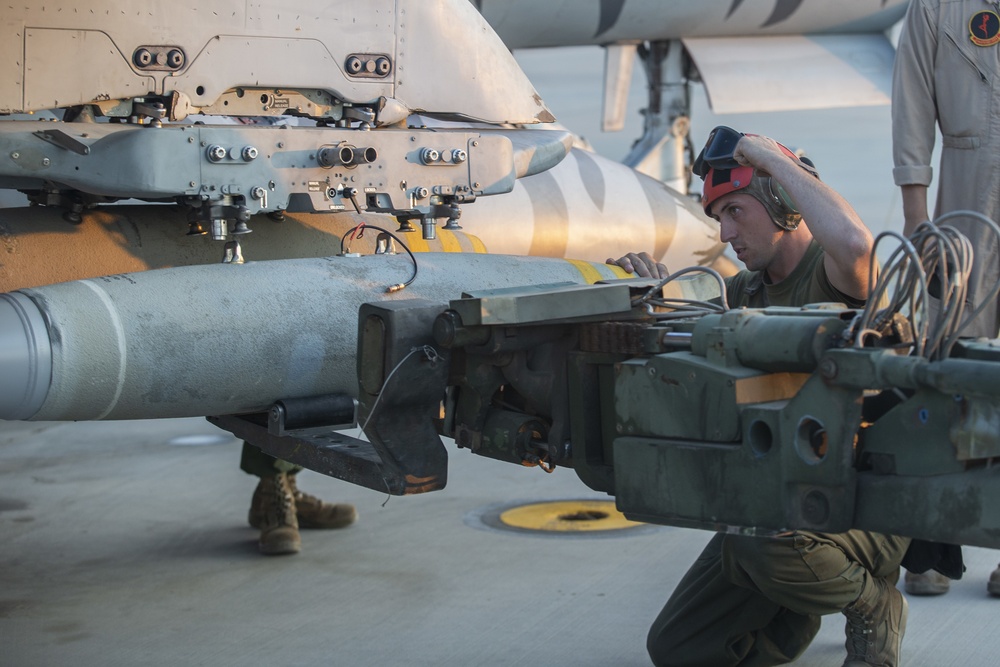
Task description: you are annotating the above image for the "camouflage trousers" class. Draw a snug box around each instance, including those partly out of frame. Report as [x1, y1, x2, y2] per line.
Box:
[647, 529, 910, 667]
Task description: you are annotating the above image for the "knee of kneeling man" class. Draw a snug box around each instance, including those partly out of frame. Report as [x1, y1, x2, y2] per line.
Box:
[722, 533, 796, 578]
[647, 623, 695, 667]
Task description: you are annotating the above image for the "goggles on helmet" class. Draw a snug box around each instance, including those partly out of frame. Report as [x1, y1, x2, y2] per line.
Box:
[693, 126, 814, 221]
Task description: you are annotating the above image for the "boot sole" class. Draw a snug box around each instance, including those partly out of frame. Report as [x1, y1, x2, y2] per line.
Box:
[904, 581, 949, 596]
[259, 539, 301, 555]
[298, 511, 358, 530]
[251, 512, 357, 530]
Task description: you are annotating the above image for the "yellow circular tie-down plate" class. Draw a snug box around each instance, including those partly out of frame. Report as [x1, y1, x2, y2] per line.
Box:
[498, 500, 642, 534]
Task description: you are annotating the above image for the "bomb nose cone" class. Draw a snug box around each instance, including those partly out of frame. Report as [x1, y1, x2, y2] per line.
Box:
[0, 293, 51, 420]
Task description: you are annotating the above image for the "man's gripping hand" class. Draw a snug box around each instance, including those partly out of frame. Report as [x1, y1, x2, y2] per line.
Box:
[606, 252, 668, 279]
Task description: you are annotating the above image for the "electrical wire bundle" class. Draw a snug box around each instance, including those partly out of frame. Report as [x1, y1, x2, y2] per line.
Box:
[340, 222, 419, 293]
[853, 210, 1000, 360]
[631, 265, 730, 320]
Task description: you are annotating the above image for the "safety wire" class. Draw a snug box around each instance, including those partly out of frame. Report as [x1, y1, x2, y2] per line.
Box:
[631, 265, 730, 319]
[852, 210, 1000, 360]
[361, 345, 441, 435]
[340, 222, 419, 293]
[359, 344, 442, 506]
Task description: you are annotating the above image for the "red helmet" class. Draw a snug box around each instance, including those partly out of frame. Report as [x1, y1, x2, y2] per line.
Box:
[700, 164, 755, 217]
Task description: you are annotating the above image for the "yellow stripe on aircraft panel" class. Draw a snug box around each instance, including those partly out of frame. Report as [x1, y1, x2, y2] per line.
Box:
[604, 264, 632, 279]
[565, 258, 604, 284]
[467, 234, 488, 253]
[437, 230, 463, 253]
[407, 235, 431, 253]
[407, 231, 489, 254]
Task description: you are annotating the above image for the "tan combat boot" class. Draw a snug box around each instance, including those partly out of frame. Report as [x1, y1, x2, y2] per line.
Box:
[249, 475, 358, 530]
[842, 575, 907, 667]
[286, 473, 358, 529]
[250, 472, 301, 556]
[903, 569, 950, 596]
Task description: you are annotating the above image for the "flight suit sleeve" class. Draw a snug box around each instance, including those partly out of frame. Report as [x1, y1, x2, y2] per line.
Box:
[891, 0, 938, 187]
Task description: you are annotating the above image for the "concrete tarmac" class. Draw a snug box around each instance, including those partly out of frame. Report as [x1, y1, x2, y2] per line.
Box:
[1, 417, 998, 666]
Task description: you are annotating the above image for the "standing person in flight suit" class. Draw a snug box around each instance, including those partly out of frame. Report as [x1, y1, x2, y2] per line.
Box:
[892, 0, 1000, 596]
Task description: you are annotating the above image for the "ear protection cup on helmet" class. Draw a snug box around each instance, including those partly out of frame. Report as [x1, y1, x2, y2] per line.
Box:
[765, 178, 799, 216]
[763, 154, 817, 217]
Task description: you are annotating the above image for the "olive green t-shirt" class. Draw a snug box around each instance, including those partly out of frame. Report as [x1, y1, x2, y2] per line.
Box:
[723, 240, 868, 309]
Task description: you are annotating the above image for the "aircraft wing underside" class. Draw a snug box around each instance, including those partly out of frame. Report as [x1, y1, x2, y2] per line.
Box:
[683, 33, 895, 114]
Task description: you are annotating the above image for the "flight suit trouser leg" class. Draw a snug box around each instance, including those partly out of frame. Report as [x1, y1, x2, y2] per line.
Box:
[647, 530, 909, 667]
[239, 440, 302, 477]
